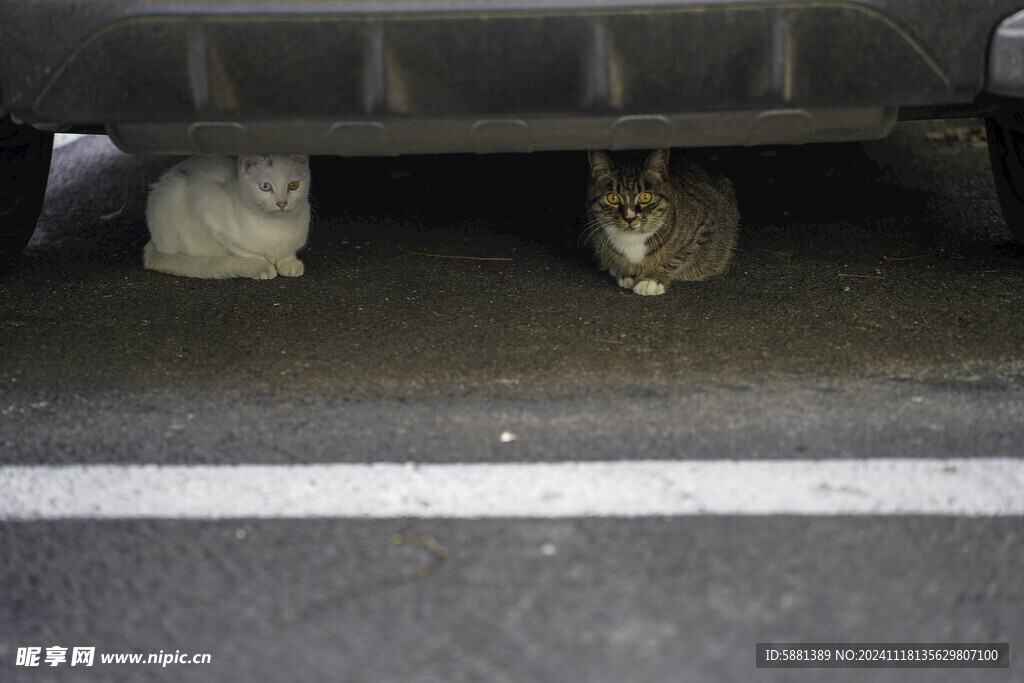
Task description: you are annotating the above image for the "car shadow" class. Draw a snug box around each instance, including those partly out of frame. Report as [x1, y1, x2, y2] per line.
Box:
[16, 125, 1023, 282]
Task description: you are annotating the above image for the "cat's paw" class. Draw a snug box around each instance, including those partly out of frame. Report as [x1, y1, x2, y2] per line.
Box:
[251, 262, 277, 280]
[617, 276, 635, 289]
[633, 279, 666, 296]
[277, 259, 304, 277]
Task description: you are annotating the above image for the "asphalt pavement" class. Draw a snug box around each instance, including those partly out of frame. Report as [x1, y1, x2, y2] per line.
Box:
[1, 121, 1023, 682]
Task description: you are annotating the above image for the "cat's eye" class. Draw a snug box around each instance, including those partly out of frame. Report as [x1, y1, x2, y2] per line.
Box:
[606, 193, 621, 205]
[259, 182, 272, 192]
[638, 192, 653, 204]
[288, 181, 300, 191]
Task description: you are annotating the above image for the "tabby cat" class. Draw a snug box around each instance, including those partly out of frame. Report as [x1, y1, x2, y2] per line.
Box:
[585, 149, 739, 295]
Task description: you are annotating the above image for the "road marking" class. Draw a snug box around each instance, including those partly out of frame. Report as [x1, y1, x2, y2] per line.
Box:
[0, 459, 1021, 520]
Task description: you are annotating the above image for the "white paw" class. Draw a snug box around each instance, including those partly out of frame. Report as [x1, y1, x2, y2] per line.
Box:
[617, 276, 635, 289]
[277, 259, 304, 277]
[633, 279, 666, 296]
[253, 262, 277, 280]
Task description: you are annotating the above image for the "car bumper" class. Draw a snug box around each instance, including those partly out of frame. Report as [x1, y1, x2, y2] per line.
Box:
[1, 0, 1022, 154]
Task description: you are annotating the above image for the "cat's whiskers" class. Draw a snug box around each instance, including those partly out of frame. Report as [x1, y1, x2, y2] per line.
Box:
[644, 223, 669, 254]
[306, 194, 323, 223]
[577, 217, 610, 249]
[587, 219, 618, 244]
[577, 222, 604, 246]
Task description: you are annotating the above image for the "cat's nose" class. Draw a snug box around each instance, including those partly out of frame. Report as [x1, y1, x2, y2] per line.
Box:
[277, 200, 288, 210]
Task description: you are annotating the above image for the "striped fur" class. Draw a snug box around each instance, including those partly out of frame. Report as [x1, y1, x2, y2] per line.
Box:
[584, 149, 739, 295]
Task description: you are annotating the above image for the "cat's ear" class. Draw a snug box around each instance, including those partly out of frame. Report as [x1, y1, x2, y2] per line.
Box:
[289, 155, 310, 169]
[588, 150, 614, 178]
[644, 149, 670, 178]
[238, 155, 264, 174]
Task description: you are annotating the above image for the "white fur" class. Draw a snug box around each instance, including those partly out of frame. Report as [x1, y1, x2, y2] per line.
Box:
[144, 155, 311, 279]
[604, 225, 649, 265]
[633, 279, 665, 296]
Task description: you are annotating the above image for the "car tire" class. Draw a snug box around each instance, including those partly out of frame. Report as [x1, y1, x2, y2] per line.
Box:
[0, 116, 54, 261]
[985, 109, 1024, 243]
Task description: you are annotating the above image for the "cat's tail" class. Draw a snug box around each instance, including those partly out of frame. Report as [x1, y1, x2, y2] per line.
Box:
[143, 241, 276, 280]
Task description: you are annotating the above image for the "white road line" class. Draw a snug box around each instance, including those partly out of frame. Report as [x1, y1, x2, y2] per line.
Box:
[0, 459, 1021, 520]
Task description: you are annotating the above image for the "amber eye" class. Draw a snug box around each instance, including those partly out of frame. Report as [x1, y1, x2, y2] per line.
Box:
[606, 193, 621, 205]
[638, 192, 653, 204]
[288, 180, 300, 191]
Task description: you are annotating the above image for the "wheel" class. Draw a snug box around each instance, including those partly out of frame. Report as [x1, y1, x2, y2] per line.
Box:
[0, 116, 54, 261]
[985, 109, 1024, 243]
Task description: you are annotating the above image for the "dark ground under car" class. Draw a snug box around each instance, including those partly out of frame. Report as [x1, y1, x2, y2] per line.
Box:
[4, 0, 1024, 258]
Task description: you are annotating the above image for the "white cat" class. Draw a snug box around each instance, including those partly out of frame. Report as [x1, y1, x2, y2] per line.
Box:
[144, 155, 311, 279]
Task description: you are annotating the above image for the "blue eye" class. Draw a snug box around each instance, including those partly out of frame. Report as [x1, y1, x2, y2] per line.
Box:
[259, 182, 272, 192]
